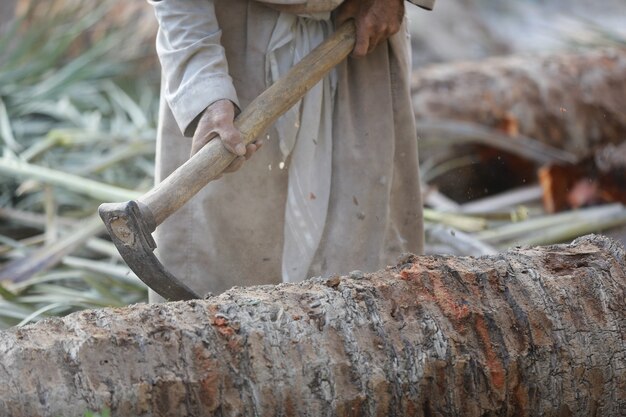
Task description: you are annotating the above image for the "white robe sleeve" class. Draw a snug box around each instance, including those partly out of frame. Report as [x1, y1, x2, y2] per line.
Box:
[148, 0, 240, 136]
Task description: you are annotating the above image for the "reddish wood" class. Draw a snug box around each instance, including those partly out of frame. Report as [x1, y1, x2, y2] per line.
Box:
[0, 235, 624, 416]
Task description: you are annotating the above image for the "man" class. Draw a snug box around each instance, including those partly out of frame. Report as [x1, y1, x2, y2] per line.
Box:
[148, 0, 434, 301]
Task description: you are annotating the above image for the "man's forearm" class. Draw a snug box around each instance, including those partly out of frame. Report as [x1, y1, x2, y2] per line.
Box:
[149, 0, 239, 137]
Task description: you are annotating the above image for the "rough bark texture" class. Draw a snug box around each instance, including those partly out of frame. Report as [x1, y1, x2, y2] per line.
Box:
[1, 235, 625, 417]
[412, 48, 626, 157]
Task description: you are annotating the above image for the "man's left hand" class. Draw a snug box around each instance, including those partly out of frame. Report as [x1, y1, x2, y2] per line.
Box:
[336, 0, 405, 57]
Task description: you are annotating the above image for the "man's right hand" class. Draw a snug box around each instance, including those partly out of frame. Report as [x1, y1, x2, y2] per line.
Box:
[336, 0, 405, 57]
[190, 99, 262, 173]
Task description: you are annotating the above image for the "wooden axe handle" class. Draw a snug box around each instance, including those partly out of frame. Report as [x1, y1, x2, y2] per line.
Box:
[140, 21, 356, 226]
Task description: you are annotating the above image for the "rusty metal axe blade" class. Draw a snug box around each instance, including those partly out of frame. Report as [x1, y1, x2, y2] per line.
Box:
[99, 201, 200, 300]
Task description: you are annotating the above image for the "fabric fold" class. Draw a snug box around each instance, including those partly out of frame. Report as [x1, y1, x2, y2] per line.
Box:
[265, 13, 337, 283]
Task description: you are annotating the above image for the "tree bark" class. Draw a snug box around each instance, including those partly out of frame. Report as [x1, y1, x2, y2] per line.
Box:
[412, 48, 626, 157]
[1, 235, 625, 417]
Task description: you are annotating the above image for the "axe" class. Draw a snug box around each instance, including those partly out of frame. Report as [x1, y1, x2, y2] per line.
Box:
[99, 22, 356, 301]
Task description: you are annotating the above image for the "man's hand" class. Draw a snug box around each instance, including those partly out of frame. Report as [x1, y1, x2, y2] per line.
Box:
[191, 99, 262, 173]
[336, 0, 405, 57]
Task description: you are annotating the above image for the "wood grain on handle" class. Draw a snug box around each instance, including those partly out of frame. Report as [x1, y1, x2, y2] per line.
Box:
[140, 21, 356, 227]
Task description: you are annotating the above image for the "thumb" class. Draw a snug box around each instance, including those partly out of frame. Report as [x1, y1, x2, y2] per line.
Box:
[218, 125, 245, 157]
[335, 2, 356, 26]
[352, 22, 371, 57]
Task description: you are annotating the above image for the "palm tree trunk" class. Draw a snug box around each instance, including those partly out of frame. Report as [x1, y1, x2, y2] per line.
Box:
[412, 48, 626, 157]
[0, 235, 624, 416]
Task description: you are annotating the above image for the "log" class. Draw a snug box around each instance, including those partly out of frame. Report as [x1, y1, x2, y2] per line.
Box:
[412, 48, 626, 157]
[1, 235, 625, 416]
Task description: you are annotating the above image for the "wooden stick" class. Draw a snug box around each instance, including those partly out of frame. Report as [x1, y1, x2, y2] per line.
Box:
[140, 22, 356, 226]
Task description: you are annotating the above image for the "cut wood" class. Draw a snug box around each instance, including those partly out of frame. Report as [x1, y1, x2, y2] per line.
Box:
[539, 142, 626, 213]
[412, 48, 626, 156]
[0, 235, 625, 416]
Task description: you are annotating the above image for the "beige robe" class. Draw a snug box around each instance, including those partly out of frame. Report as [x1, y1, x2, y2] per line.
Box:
[148, 0, 426, 301]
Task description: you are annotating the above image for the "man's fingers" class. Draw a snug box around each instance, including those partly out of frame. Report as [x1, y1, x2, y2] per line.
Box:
[218, 125, 246, 156]
[336, 0, 405, 57]
[335, 2, 357, 26]
[353, 25, 371, 57]
[335, 10, 348, 26]
[367, 29, 386, 54]
[244, 139, 264, 160]
[190, 132, 217, 157]
[189, 100, 264, 174]
[244, 143, 257, 161]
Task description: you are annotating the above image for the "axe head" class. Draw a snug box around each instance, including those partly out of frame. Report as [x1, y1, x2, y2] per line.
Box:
[98, 200, 200, 301]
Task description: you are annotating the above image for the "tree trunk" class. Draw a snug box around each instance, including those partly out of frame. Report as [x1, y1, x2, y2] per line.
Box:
[412, 48, 626, 157]
[1, 235, 625, 417]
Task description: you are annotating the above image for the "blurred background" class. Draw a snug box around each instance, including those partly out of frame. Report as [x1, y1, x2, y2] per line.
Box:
[0, 0, 624, 328]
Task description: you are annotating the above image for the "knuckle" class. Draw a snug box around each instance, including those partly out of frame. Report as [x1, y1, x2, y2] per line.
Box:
[363, 19, 375, 32]
[354, 35, 369, 56]
[212, 111, 230, 126]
